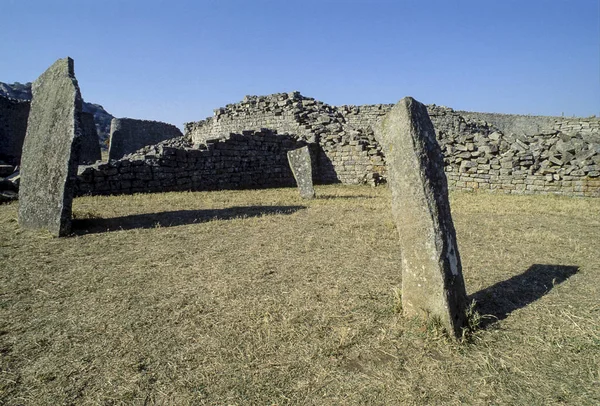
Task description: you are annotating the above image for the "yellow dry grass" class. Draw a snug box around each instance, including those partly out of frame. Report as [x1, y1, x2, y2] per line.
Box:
[1, 185, 599, 405]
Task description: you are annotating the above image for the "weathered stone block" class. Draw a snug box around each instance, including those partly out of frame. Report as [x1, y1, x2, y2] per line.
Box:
[18, 57, 82, 237]
[287, 146, 315, 199]
[375, 97, 468, 338]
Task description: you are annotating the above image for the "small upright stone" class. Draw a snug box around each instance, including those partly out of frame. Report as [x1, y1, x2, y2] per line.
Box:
[375, 97, 468, 338]
[18, 57, 82, 237]
[79, 111, 101, 164]
[287, 146, 315, 199]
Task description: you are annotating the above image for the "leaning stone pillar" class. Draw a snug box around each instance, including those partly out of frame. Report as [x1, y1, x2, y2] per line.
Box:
[375, 97, 468, 337]
[287, 146, 316, 199]
[18, 57, 82, 237]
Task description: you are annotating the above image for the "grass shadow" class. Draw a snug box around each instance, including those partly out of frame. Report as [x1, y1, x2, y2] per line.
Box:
[470, 264, 578, 329]
[72, 205, 306, 235]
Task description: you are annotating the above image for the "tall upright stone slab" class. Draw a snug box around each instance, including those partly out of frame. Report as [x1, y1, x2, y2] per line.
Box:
[79, 111, 101, 164]
[18, 57, 82, 237]
[287, 146, 315, 199]
[375, 97, 468, 337]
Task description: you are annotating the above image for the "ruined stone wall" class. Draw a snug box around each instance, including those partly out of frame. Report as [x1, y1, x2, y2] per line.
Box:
[338, 104, 496, 137]
[108, 118, 183, 161]
[336, 103, 599, 196]
[440, 128, 599, 197]
[185, 93, 387, 185]
[317, 129, 386, 185]
[78, 130, 312, 195]
[77, 129, 599, 198]
[80, 93, 598, 198]
[0, 95, 30, 164]
[456, 112, 600, 140]
[186, 92, 313, 144]
[340, 103, 599, 140]
[337, 104, 392, 131]
[554, 117, 600, 137]
[456, 111, 558, 136]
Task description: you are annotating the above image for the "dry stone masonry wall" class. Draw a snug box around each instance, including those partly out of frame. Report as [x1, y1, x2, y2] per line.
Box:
[185, 92, 387, 185]
[0, 97, 102, 167]
[108, 118, 183, 161]
[338, 104, 600, 196]
[427, 108, 600, 196]
[0, 95, 30, 165]
[78, 130, 311, 196]
[76, 92, 599, 197]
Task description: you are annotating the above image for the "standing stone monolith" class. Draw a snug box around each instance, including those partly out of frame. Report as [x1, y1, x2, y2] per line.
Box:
[287, 146, 315, 199]
[18, 57, 82, 237]
[375, 97, 468, 338]
[79, 111, 101, 164]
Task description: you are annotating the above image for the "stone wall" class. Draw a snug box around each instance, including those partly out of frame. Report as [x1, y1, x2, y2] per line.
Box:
[337, 103, 599, 196]
[76, 93, 598, 198]
[1, 81, 115, 150]
[338, 104, 600, 139]
[108, 118, 183, 161]
[338, 104, 499, 138]
[0, 95, 113, 165]
[554, 117, 600, 137]
[78, 130, 313, 196]
[337, 104, 392, 132]
[0, 95, 30, 165]
[456, 111, 600, 139]
[440, 127, 599, 197]
[185, 93, 387, 185]
[456, 112, 558, 136]
[186, 92, 314, 144]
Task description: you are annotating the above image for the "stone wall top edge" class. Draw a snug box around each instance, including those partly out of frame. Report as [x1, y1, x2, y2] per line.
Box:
[0, 94, 32, 104]
[113, 117, 182, 128]
[182, 90, 599, 129]
[336, 103, 395, 109]
[455, 110, 597, 121]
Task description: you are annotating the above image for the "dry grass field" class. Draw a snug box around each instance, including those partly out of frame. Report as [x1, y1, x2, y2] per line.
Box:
[1, 185, 599, 405]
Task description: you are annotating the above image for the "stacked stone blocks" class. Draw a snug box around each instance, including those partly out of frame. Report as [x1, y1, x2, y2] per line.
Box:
[78, 130, 309, 195]
[0, 95, 31, 165]
[75, 92, 599, 197]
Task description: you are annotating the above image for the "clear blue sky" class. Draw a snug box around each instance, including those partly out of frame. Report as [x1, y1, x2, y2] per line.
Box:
[1, 0, 598, 128]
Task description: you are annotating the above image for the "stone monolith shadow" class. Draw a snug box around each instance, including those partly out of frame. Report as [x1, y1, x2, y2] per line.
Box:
[375, 96, 468, 338]
[287, 146, 315, 199]
[18, 57, 82, 237]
